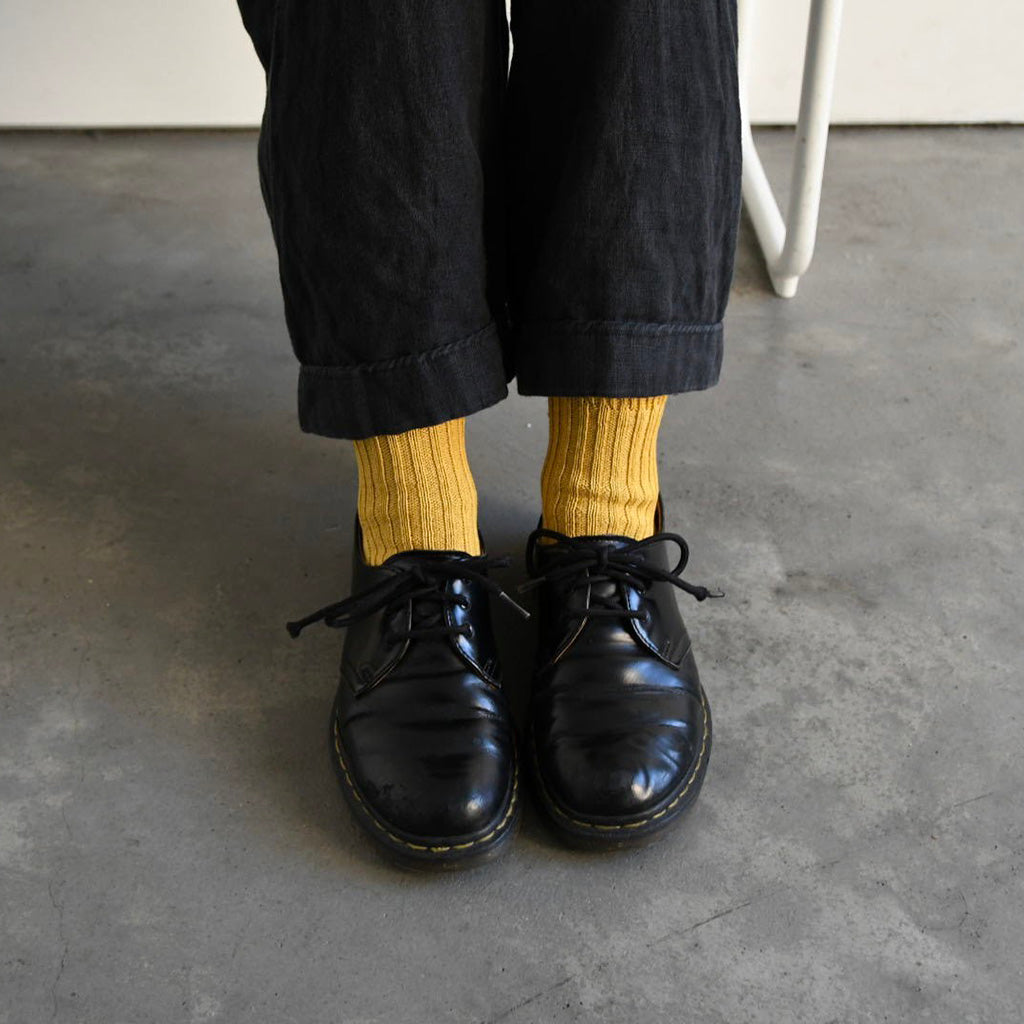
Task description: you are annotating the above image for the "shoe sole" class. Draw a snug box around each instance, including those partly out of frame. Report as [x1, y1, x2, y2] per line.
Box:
[528, 687, 712, 852]
[329, 713, 520, 871]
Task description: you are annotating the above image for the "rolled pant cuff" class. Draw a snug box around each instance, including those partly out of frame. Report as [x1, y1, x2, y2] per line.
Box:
[513, 319, 723, 397]
[298, 322, 510, 440]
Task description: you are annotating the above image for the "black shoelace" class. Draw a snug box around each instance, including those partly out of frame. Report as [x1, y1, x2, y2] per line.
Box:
[285, 553, 530, 643]
[520, 527, 723, 624]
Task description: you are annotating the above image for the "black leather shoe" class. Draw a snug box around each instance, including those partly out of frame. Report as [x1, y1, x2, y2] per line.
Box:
[523, 499, 720, 850]
[286, 520, 526, 869]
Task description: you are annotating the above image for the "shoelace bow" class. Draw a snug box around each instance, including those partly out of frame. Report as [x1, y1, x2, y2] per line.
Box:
[519, 527, 723, 623]
[285, 553, 530, 642]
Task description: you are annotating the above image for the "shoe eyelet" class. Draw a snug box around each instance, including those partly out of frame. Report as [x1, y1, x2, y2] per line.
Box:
[463, 624, 475, 640]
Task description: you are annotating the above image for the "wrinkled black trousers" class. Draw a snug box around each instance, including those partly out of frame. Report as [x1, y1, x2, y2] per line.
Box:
[238, 0, 742, 440]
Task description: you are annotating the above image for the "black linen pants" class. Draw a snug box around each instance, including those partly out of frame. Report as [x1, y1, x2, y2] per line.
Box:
[238, 0, 742, 441]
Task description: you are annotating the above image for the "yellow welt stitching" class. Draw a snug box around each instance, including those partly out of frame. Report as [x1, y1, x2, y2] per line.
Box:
[333, 720, 518, 854]
[535, 687, 709, 832]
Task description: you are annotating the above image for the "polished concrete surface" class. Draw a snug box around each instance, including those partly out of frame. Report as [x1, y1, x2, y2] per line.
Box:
[1, 128, 1022, 1023]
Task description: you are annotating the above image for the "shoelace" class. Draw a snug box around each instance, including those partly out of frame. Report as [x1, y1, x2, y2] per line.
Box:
[285, 553, 530, 643]
[519, 527, 723, 624]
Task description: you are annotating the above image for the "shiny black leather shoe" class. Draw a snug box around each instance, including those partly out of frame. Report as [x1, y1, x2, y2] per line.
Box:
[522, 500, 721, 850]
[286, 520, 526, 870]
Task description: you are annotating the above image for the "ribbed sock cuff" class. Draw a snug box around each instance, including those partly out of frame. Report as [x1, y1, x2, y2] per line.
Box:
[540, 395, 666, 541]
[353, 418, 481, 564]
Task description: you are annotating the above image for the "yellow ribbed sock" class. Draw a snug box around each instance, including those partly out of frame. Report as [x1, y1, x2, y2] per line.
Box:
[353, 417, 481, 565]
[541, 395, 667, 540]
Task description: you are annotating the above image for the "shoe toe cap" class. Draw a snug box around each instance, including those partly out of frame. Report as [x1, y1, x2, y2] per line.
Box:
[539, 730, 701, 819]
[337, 706, 517, 843]
[362, 750, 514, 840]
[533, 670, 708, 822]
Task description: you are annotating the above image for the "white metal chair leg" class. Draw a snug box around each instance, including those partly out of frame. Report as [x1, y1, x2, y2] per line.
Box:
[738, 0, 844, 298]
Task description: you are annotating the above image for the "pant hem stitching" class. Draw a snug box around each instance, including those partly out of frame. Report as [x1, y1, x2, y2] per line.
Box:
[300, 321, 498, 379]
[514, 318, 722, 337]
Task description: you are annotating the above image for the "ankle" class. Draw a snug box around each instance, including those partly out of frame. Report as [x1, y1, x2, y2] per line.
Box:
[354, 417, 481, 564]
[540, 395, 666, 540]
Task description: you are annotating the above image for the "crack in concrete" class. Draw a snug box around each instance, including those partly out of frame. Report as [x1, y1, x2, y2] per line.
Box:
[480, 975, 574, 1024]
[682, 898, 756, 935]
[479, 896, 762, 1024]
[45, 640, 89, 1023]
[950, 791, 997, 811]
[47, 880, 69, 1024]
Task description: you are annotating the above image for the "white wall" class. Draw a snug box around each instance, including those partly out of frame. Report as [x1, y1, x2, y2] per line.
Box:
[0, 0, 1020, 127]
[0, 1, 263, 127]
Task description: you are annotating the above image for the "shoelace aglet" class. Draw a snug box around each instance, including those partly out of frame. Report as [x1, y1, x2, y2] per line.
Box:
[498, 590, 532, 620]
[285, 600, 349, 638]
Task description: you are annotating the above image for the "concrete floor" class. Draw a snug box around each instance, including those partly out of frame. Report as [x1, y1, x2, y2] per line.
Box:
[1, 127, 1022, 1023]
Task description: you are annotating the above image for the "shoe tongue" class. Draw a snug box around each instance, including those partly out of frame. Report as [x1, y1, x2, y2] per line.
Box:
[535, 534, 640, 617]
[588, 541, 632, 597]
[376, 551, 461, 632]
[382, 548, 473, 573]
[588, 578, 622, 605]
[585, 534, 636, 546]
[535, 532, 635, 568]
